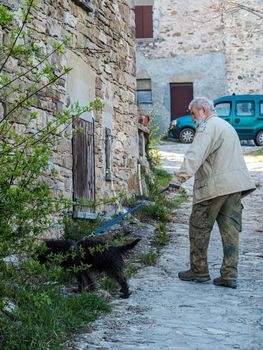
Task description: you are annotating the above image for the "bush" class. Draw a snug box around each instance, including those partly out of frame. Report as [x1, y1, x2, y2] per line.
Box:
[0, 2, 103, 348]
[63, 216, 102, 241]
[0, 287, 110, 350]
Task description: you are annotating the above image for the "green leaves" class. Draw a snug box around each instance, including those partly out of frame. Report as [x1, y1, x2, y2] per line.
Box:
[0, 2, 106, 347]
[0, 5, 14, 27]
[0, 286, 110, 349]
[0, 0, 104, 251]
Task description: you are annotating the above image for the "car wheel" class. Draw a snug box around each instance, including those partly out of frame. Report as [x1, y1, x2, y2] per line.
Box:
[254, 130, 263, 146]
[179, 128, 195, 143]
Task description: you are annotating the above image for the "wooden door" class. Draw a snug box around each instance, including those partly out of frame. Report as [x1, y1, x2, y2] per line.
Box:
[72, 118, 96, 219]
[170, 83, 193, 121]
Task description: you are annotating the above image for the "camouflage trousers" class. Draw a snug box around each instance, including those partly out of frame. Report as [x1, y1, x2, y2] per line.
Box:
[189, 192, 242, 281]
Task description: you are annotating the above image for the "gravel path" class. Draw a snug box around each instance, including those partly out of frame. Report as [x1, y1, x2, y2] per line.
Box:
[72, 142, 263, 350]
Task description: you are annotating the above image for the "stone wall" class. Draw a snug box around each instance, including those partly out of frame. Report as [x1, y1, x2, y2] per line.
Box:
[222, 0, 263, 94]
[1, 0, 144, 219]
[136, 0, 263, 133]
[45, 0, 142, 206]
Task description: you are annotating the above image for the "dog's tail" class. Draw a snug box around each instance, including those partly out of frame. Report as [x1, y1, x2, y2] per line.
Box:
[117, 238, 141, 253]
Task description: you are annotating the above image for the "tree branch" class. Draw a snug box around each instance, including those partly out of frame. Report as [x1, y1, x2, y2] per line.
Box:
[0, 0, 35, 74]
[0, 68, 72, 124]
[0, 43, 64, 91]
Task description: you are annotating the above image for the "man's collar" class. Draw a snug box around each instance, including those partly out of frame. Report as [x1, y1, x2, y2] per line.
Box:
[206, 113, 217, 120]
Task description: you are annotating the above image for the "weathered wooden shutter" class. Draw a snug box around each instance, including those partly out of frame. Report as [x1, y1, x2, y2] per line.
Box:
[143, 6, 153, 38]
[105, 127, 112, 180]
[135, 6, 143, 38]
[135, 6, 153, 39]
[72, 118, 96, 219]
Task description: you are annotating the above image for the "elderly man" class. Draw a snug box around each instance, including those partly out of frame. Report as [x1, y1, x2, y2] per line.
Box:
[169, 97, 255, 288]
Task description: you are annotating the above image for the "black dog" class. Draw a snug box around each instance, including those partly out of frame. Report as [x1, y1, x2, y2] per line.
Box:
[35, 237, 140, 298]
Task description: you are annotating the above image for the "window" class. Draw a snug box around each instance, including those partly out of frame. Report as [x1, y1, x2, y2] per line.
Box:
[135, 6, 153, 39]
[236, 101, 255, 116]
[260, 102, 263, 116]
[137, 79, 152, 103]
[215, 102, 231, 117]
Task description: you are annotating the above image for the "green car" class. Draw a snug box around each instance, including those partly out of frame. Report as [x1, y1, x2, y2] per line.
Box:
[169, 94, 263, 146]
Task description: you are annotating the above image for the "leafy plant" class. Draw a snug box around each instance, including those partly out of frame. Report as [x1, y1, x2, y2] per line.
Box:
[63, 215, 102, 241]
[153, 222, 170, 247]
[144, 202, 171, 223]
[141, 165, 172, 196]
[146, 110, 167, 168]
[160, 187, 188, 209]
[141, 251, 158, 266]
[124, 265, 138, 278]
[0, 287, 110, 350]
[122, 194, 138, 208]
[100, 276, 119, 296]
[0, 1, 103, 348]
[113, 233, 128, 245]
[0, 1, 101, 251]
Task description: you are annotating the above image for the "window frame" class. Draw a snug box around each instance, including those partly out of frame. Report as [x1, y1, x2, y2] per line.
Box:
[235, 100, 255, 117]
[137, 78, 152, 104]
[214, 101, 232, 117]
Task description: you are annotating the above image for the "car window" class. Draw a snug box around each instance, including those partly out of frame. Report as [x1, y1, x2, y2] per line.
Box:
[215, 102, 231, 117]
[236, 101, 255, 117]
[260, 102, 263, 116]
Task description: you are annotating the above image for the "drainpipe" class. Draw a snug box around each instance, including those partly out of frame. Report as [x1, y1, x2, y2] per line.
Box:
[137, 160, 143, 196]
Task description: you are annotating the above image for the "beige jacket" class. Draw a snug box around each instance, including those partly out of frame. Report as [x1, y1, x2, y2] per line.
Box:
[174, 114, 256, 204]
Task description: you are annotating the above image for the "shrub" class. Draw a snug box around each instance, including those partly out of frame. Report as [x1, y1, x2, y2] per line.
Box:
[0, 287, 110, 350]
[0, 2, 103, 348]
[63, 215, 102, 241]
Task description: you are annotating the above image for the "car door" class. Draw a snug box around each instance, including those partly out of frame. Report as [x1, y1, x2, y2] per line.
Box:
[232, 99, 256, 139]
[214, 100, 232, 122]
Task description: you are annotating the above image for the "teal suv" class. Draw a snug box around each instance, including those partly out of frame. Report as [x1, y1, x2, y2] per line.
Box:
[169, 95, 263, 146]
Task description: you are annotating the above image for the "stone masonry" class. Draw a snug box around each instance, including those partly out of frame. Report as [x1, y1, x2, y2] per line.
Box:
[1, 0, 147, 221]
[38, 0, 140, 205]
[136, 0, 263, 133]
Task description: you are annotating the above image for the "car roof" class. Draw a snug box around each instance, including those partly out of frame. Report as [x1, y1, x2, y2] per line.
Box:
[215, 94, 263, 103]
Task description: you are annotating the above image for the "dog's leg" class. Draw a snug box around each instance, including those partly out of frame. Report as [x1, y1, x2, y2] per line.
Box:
[109, 269, 130, 298]
[75, 271, 95, 292]
[83, 271, 96, 291]
[75, 272, 86, 292]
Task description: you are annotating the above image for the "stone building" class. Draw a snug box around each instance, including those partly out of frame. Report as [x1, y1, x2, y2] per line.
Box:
[135, 0, 263, 133]
[1, 0, 150, 224]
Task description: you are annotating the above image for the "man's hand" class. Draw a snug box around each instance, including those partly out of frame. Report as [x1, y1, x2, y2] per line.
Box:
[168, 180, 180, 192]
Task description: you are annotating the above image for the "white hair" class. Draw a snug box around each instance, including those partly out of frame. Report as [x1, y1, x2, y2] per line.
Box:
[188, 97, 215, 112]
